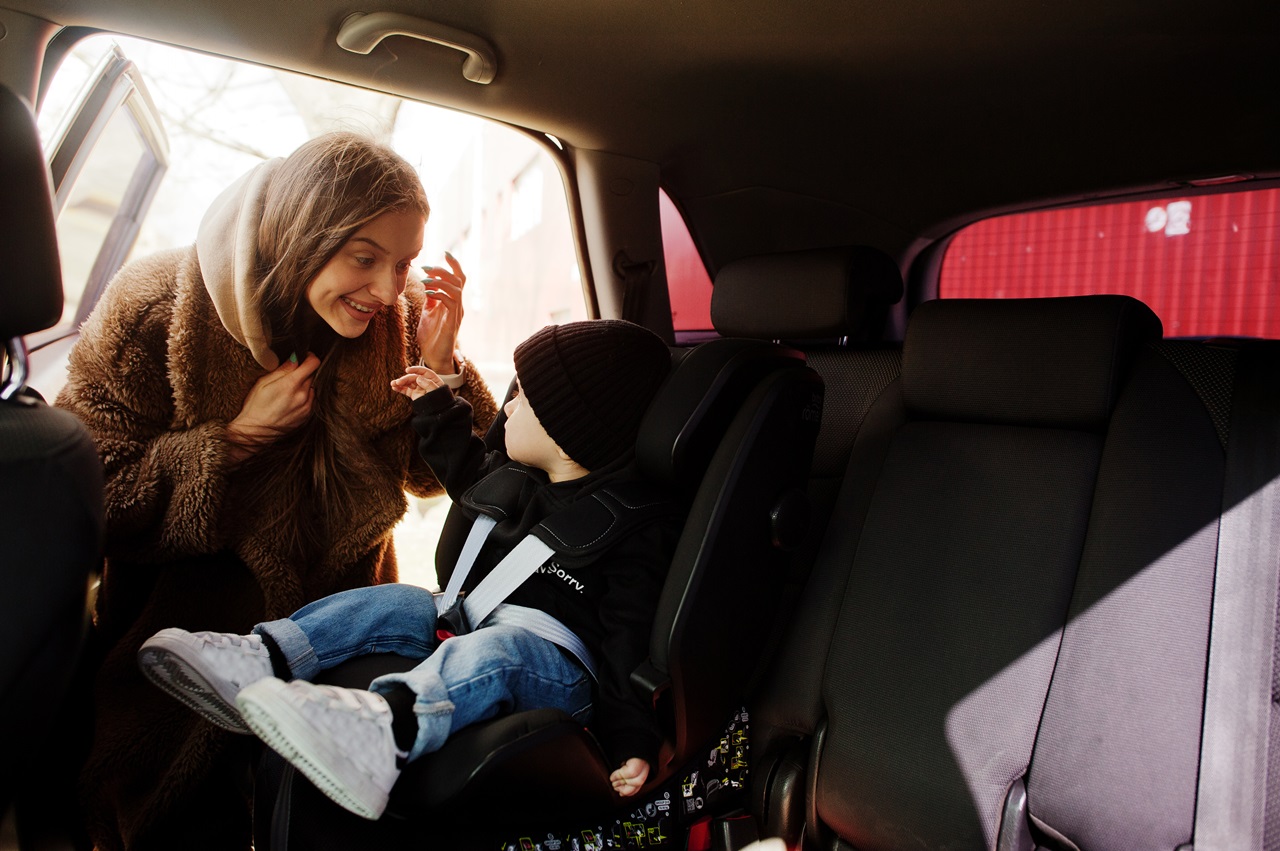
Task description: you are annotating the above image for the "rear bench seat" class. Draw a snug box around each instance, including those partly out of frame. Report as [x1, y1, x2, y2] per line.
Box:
[748, 295, 1280, 849]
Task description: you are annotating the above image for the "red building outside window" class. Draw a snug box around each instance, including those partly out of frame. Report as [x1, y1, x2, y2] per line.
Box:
[940, 187, 1280, 338]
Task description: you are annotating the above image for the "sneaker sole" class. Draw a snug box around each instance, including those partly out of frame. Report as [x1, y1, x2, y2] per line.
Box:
[137, 632, 252, 734]
[236, 680, 391, 820]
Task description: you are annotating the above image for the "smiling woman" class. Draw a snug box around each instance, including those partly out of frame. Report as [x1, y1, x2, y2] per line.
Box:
[52, 131, 498, 851]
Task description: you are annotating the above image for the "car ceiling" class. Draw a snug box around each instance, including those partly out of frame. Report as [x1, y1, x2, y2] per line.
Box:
[5, 0, 1279, 269]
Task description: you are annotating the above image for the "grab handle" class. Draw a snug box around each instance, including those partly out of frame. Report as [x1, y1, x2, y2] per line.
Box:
[336, 12, 497, 84]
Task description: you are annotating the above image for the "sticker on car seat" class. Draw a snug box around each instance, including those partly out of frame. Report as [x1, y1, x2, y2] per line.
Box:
[494, 708, 750, 850]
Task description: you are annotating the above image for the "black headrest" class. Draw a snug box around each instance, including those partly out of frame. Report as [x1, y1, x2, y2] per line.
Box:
[903, 296, 1163, 431]
[636, 338, 804, 489]
[710, 246, 903, 340]
[0, 85, 63, 341]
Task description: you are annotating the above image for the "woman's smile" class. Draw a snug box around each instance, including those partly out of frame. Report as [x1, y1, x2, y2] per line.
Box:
[339, 295, 379, 318]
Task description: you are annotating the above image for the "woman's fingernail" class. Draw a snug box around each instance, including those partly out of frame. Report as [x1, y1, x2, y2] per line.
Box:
[289, 352, 298, 365]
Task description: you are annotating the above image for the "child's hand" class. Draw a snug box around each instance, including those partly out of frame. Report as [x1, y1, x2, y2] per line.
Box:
[609, 757, 650, 797]
[390, 365, 445, 401]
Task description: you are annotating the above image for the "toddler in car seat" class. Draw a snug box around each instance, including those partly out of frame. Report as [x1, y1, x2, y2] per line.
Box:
[138, 319, 679, 819]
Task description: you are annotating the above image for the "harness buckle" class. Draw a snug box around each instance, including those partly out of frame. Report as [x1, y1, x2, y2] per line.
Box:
[436, 592, 472, 642]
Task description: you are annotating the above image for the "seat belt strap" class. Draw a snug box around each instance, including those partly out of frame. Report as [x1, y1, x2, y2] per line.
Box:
[485, 604, 599, 681]
[437, 514, 497, 613]
[1195, 346, 1280, 850]
[435, 515, 592, 673]
[614, 249, 654, 324]
[462, 533, 556, 626]
[434, 516, 596, 679]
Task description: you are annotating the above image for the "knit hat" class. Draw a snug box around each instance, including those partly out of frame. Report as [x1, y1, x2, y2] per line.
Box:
[512, 319, 671, 470]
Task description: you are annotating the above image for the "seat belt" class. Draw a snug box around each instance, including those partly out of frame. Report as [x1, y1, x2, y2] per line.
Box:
[437, 514, 498, 613]
[434, 514, 598, 679]
[614, 250, 654, 324]
[1194, 345, 1280, 850]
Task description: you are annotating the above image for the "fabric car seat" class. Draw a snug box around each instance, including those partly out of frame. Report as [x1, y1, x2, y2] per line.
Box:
[1006, 335, 1280, 851]
[253, 334, 823, 849]
[0, 84, 105, 818]
[708, 246, 904, 610]
[747, 295, 1171, 848]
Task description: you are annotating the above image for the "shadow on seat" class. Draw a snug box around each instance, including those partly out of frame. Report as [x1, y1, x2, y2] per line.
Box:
[252, 334, 823, 848]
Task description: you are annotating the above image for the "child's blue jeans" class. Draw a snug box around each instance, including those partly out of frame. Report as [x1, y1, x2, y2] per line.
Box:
[253, 583, 594, 761]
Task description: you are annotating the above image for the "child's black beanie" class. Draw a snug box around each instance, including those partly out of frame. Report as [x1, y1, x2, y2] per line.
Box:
[512, 319, 671, 471]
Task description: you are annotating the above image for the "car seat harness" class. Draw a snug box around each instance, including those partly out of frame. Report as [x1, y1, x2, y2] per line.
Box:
[434, 466, 676, 682]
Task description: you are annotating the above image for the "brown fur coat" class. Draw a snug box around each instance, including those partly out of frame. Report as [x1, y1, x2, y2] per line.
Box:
[56, 245, 496, 850]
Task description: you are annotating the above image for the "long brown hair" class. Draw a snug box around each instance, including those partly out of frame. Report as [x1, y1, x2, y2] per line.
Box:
[237, 132, 430, 567]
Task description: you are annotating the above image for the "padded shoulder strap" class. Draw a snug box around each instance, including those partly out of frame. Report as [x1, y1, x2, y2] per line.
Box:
[459, 464, 541, 520]
[532, 480, 677, 558]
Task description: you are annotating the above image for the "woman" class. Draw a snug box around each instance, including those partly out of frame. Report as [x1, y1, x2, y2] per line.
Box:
[56, 132, 497, 851]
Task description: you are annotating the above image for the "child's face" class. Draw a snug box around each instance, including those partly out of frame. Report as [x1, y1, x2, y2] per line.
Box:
[306, 208, 425, 338]
[503, 380, 565, 473]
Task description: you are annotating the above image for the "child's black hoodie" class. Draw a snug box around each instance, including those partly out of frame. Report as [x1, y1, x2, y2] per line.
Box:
[410, 386, 682, 769]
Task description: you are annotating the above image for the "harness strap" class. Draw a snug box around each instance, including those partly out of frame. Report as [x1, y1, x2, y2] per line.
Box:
[462, 533, 555, 626]
[435, 514, 596, 679]
[437, 514, 497, 613]
[485, 604, 598, 681]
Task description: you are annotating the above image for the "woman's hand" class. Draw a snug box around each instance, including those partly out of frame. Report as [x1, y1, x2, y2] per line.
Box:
[390, 365, 446, 401]
[416, 252, 466, 374]
[226, 353, 321, 462]
[610, 757, 650, 797]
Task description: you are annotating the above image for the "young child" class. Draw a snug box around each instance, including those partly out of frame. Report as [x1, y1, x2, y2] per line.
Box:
[137, 319, 678, 820]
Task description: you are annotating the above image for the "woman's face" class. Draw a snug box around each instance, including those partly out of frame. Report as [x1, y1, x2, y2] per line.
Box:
[306, 208, 425, 338]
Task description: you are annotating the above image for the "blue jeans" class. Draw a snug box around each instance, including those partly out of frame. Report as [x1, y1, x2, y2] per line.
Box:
[254, 584, 594, 761]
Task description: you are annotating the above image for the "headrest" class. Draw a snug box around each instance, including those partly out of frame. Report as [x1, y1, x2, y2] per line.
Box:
[903, 296, 1162, 431]
[636, 338, 805, 490]
[710, 246, 903, 340]
[0, 85, 62, 341]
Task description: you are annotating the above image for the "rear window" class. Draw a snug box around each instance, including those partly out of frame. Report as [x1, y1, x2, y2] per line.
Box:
[661, 188, 714, 335]
[939, 187, 1280, 338]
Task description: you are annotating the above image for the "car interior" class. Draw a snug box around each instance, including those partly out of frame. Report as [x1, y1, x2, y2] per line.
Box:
[1, 0, 1278, 849]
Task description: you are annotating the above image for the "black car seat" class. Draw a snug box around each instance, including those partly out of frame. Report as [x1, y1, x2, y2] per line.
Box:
[748, 295, 1175, 848]
[0, 83, 105, 817]
[709, 246, 904, 617]
[254, 333, 823, 848]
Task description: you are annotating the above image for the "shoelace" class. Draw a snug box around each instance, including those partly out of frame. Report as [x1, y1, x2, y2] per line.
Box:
[205, 632, 264, 652]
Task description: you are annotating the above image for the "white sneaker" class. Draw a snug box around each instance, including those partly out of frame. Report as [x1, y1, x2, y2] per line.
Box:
[137, 628, 273, 733]
[236, 678, 403, 820]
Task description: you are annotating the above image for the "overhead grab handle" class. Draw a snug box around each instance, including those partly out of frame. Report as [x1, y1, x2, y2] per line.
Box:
[336, 12, 497, 84]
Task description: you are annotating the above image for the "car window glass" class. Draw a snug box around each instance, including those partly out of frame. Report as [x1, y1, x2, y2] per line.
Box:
[37, 34, 583, 586]
[56, 106, 145, 324]
[33, 46, 167, 353]
[661, 188, 715, 338]
[939, 187, 1280, 338]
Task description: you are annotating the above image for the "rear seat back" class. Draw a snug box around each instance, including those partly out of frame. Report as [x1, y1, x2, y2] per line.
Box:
[752, 296, 1176, 848]
[1016, 339, 1233, 849]
[711, 246, 904, 584]
[712, 246, 904, 520]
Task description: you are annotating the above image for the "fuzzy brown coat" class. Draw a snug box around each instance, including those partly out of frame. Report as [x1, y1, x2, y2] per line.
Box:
[55, 246, 497, 850]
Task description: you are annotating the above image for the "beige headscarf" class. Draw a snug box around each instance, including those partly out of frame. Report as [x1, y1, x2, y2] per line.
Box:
[196, 158, 285, 370]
